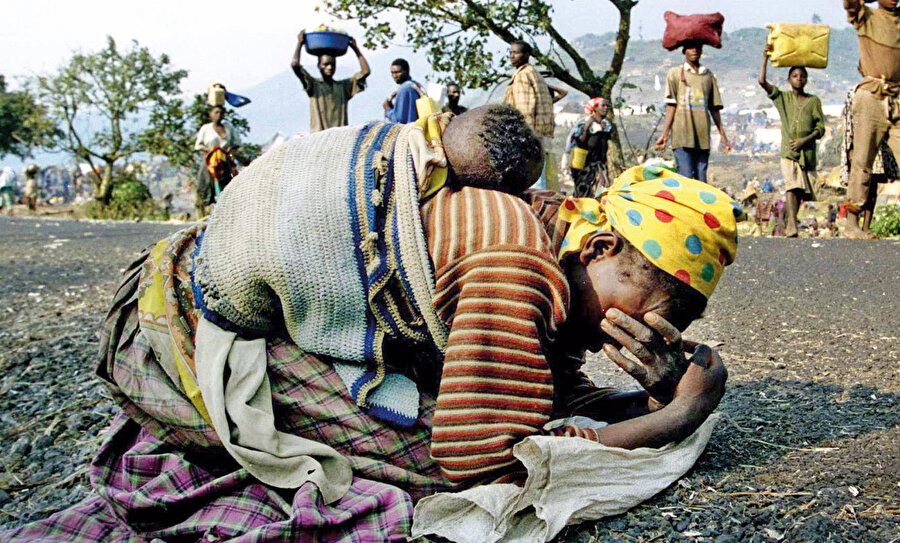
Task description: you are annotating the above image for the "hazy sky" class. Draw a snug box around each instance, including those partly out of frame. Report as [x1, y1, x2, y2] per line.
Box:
[2, 1, 850, 93]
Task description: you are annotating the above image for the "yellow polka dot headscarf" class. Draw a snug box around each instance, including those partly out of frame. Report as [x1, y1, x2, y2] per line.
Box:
[559, 164, 745, 299]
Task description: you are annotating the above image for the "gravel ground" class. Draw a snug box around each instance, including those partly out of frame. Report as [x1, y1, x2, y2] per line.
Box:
[0, 215, 898, 542]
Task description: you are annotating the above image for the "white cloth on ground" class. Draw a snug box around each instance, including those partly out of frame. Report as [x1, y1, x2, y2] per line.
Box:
[411, 414, 720, 543]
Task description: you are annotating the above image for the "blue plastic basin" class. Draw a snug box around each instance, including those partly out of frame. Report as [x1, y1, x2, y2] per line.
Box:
[305, 31, 350, 57]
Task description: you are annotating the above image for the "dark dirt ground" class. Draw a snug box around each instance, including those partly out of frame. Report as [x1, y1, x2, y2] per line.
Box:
[0, 215, 898, 542]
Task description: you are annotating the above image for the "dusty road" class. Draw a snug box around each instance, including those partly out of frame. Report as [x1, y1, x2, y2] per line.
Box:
[1, 215, 898, 541]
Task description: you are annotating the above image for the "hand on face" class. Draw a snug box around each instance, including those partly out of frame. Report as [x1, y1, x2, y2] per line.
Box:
[600, 308, 689, 404]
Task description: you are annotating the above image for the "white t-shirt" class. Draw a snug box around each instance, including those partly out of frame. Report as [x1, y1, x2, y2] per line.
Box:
[0, 167, 15, 189]
[194, 122, 240, 152]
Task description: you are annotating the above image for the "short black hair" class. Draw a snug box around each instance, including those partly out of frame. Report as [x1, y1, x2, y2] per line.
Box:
[446, 81, 460, 89]
[614, 232, 708, 330]
[391, 58, 410, 72]
[788, 66, 808, 78]
[476, 105, 543, 193]
[510, 39, 532, 56]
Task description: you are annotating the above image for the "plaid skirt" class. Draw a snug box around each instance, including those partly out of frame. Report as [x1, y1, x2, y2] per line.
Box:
[2, 226, 448, 542]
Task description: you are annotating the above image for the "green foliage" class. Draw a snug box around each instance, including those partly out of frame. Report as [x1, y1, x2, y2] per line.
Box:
[36, 36, 188, 203]
[322, 0, 637, 98]
[81, 172, 167, 221]
[0, 75, 60, 159]
[870, 205, 900, 238]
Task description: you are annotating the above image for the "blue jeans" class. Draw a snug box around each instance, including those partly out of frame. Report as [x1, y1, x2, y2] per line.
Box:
[673, 147, 710, 182]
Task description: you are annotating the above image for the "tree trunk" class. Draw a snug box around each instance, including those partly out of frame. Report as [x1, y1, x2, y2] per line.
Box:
[97, 163, 115, 205]
[603, 91, 627, 179]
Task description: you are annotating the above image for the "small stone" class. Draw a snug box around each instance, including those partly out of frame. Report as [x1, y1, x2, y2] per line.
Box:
[0, 489, 11, 505]
[10, 437, 31, 458]
[34, 435, 54, 449]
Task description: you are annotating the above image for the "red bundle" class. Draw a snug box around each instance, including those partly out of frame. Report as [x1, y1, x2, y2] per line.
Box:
[662, 11, 725, 51]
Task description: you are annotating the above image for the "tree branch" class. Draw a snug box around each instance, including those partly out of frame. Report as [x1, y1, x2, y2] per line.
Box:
[543, 20, 595, 83]
[603, 0, 638, 95]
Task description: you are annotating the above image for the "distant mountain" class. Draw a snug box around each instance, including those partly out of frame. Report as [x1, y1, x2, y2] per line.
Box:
[235, 50, 494, 142]
[4, 27, 866, 168]
[575, 27, 861, 110]
[237, 27, 863, 143]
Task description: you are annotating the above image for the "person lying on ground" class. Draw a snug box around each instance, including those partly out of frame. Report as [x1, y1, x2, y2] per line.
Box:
[3, 104, 741, 542]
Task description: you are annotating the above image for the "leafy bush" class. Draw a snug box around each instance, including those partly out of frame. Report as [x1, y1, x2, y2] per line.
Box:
[82, 176, 167, 221]
[870, 205, 900, 238]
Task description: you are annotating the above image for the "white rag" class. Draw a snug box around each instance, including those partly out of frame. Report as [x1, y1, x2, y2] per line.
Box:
[411, 414, 720, 543]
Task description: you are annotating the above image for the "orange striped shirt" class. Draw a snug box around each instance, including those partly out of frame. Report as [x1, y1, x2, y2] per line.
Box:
[421, 188, 601, 487]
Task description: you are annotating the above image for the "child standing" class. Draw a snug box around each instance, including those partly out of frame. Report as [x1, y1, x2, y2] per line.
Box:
[656, 41, 732, 182]
[759, 43, 825, 237]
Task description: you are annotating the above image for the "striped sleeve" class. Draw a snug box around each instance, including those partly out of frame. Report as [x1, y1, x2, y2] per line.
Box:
[422, 187, 571, 486]
[429, 244, 569, 485]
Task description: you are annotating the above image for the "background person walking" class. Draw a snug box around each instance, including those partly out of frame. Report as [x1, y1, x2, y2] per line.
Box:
[758, 43, 825, 237]
[563, 97, 614, 197]
[655, 41, 731, 182]
[291, 30, 370, 133]
[843, 0, 900, 239]
[504, 40, 557, 190]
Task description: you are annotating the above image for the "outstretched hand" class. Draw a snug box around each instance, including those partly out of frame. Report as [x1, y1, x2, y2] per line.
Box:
[600, 309, 689, 405]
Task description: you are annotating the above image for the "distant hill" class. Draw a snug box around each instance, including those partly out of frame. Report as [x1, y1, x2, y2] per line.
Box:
[573, 27, 861, 110]
[237, 27, 863, 142]
[4, 27, 865, 168]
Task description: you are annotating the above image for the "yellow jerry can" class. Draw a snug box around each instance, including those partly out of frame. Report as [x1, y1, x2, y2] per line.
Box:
[207, 84, 226, 107]
[766, 23, 830, 69]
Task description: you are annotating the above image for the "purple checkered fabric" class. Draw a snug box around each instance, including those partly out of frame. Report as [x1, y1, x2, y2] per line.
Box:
[4, 415, 416, 542]
[2, 234, 449, 542]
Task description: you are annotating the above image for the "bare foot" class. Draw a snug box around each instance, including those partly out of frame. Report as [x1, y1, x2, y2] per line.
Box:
[843, 221, 875, 240]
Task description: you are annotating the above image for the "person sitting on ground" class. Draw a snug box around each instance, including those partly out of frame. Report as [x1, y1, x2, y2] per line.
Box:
[441, 82, 467, 116]
[291, 30, 370, 133]
[384, 58, 424, 123]
[759, 44, 825, 238]
[808, 215, 820, 237]
[3, 104, 740, 542]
